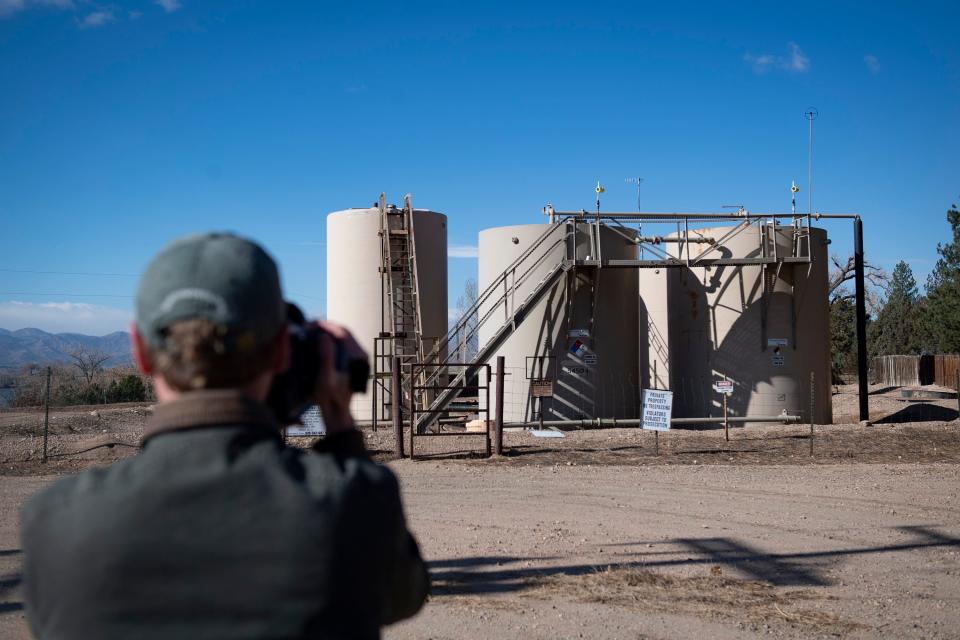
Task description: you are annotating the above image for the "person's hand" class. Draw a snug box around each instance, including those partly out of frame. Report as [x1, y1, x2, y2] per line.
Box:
[313, 321, 365, 435]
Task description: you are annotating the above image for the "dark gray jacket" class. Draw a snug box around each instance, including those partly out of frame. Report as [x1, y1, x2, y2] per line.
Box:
[20, 391, 429, 639]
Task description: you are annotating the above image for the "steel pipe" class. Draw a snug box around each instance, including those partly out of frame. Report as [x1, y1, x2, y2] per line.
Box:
[550, 210, 860, 220]
[504, 414, 802, 429]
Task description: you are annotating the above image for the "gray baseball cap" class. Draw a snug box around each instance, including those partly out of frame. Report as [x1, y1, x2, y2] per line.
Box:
[135, 232, 286, 352]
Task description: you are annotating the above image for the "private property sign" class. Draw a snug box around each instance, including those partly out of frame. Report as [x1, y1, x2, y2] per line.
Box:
[641, 389, 673, 431]
[286, 405, 326, 437]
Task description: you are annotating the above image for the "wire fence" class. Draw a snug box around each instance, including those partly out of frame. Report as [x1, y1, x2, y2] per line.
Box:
[1, 367, 957, 469]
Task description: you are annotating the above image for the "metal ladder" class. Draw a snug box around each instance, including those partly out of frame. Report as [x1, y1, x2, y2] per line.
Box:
[379, 193, 428, 412]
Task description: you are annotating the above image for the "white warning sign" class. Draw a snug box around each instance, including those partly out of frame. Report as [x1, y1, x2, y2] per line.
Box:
[286, 405, 326, 437]
[641, 389, 673, 432]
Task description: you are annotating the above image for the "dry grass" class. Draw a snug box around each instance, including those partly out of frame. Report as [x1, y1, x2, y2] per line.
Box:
[522, 566, 864, 635]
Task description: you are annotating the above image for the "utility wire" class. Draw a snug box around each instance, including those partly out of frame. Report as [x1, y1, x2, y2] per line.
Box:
[0, 269, 138, 277]
[0, 292, 134, 298]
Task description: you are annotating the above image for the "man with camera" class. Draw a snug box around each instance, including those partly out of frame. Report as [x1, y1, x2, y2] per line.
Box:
[20, 233, 429, 639]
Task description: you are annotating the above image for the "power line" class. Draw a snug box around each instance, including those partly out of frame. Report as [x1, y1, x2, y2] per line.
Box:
[0, 290, 324, 302]
[0, 292, 134, 298]
[0, 268, 138, 277]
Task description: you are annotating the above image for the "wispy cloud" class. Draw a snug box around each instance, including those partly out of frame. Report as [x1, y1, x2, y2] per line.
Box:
[449, 245, 479, 258]
[744, 42, 810, 74]
[0, 0, 72, 19]
[864, 54, 880, 75]
[155, 0, 180, 13]
[0, 301, 131, 335]
[79, 8, 114, 29]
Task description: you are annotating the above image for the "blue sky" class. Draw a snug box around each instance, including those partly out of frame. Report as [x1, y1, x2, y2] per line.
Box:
[0, 0, 957, 335]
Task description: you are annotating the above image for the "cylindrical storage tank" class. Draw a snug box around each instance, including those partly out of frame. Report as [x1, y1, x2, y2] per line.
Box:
[479, 222, 639, 423]
[326, 207, 448, 421]
[651, 225, 832, 424]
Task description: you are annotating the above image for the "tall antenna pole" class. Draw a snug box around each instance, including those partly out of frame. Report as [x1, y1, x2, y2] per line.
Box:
[626, 177, 644, 212]
[804, 107, 818, 214]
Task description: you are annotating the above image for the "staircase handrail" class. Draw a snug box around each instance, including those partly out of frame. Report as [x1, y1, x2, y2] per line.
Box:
[426, 222, 569, 367]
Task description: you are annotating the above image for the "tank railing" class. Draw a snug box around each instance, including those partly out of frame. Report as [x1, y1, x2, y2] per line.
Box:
[689, 219, 754, 265]
[422, 230, 569, 392]
[440, 222, 566, 353]
[423, 222, 571, 373]
[548, 210, 860, 220]
[414, 261, 570, 434]
[605, 218, 641, 248]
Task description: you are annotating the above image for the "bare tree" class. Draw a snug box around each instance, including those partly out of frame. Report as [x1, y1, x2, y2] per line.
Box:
[453, 278, 479, 362]
[66, 347, 112, 385]
[829, 253, 888, 312]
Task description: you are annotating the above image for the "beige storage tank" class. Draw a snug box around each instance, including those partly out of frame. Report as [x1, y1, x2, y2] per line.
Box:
[640, 224, 832, 424]
[326, 206, 448, 421]
[479, 222, 639, 423]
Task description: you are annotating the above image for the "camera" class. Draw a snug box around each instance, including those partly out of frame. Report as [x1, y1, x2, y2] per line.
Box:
[267, 303, 370, 426]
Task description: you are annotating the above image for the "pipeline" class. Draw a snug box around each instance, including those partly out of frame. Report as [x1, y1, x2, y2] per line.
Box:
[504, 414, 802, 429]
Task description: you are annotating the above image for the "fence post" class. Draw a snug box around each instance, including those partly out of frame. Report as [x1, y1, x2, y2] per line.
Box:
[495, 356, 504, 456]
[809, 371, 815, 456]
[42, 366, 51, 464]
[392, 356, 404, 459]
[722, 392, 729, 442]
[371, 339, 378, 433]
[955, 369, 959, 422]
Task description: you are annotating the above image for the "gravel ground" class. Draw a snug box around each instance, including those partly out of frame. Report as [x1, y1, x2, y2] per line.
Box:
[0, 386, 957, 638]
[1, 463, 957, 639]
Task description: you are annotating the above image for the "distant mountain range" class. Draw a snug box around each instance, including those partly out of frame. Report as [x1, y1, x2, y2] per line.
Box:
[0, 328, 132, 370]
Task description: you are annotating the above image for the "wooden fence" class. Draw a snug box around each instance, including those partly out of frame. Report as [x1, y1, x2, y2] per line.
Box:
[871, 355, 931, 386]
[871, 354, 960, 388]
[934, 355, 960, 388]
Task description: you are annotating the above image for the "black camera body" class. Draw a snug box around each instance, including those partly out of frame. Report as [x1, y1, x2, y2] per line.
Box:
[266, 303, 369, 426]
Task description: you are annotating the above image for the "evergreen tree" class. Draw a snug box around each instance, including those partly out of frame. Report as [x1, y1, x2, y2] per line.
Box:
[870, 261, 919, 356]
[923, 202, 960, 353]
[830, 296, 857, 380]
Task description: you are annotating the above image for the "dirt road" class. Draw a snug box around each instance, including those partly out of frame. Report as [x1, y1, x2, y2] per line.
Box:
[2, 461, 958, 639]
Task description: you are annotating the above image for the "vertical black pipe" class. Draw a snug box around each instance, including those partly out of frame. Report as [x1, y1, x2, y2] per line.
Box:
[854, 218, 869, 422]
[392, 356, 404, 458]
[494, 356, 504, 456]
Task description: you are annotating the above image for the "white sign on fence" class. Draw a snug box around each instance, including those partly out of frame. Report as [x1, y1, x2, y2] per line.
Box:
[286, 405, 326, 437]
[641, 388, 673, 431]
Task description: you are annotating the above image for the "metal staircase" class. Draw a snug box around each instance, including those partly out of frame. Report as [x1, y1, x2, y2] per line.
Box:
[413, 222, 575, 433]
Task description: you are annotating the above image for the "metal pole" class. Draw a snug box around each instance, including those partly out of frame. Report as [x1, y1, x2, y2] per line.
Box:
[408, 363, 415, 461]
[655, 430, 659, 456]
[809, 371, 815, 456]
[42, 366, 51, 464]
[854, 218, 869, 423]
[808, 115, 813, 215]
[723, 393, 729, 442]
[392, 356, 404, 459]
[494, 356, 504, 456]
[955, 369, 959, 422]
[484, 365, 492, 457]
[372, 340, 378, 433]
